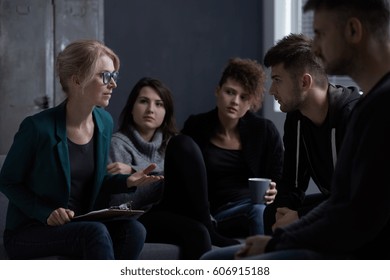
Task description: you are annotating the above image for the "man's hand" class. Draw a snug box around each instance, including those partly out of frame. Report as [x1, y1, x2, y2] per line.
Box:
[107, 162, 132, 174]
[126, 163, 164, 188]
[47, 208, 74, 226]
[264, 181, 277, 205]
[235, 235, 272, 259]
[272, 207, 299, 232]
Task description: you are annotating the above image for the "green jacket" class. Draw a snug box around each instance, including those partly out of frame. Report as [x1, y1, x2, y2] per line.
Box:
[0, 101, 130, 231]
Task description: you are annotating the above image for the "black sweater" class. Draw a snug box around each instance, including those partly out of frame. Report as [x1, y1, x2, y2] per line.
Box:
[181, 108, 284, 211]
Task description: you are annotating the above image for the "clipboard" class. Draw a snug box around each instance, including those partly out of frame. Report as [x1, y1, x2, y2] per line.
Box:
[72, 202, 144, 221]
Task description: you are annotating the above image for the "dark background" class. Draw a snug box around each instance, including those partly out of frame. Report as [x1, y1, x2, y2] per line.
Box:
[104, 0, 264, 131]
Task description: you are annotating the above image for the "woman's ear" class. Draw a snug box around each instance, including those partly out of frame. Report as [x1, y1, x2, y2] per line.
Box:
[345, 17, 363, 43]
[215, 86, 220, 97]
[69, 75, 80, 86]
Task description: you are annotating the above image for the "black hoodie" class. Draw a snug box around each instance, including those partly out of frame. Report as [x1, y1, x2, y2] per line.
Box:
[272, 84, 361, 216]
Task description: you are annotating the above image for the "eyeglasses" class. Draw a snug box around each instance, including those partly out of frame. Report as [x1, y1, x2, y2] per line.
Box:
[101, 71, 119, 85]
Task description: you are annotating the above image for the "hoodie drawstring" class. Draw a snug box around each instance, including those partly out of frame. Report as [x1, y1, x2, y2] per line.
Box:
[295, 120, 301, 188]
[331, 128, 337, 169]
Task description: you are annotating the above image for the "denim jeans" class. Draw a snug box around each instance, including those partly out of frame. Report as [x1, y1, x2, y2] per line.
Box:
[4, 218, 146, 259]
[201, 244, 327, 260]
[213, 198, 266, 236]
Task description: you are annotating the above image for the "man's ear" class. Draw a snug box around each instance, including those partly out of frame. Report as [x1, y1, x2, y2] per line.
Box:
[345, 17, 362, 43]
[301, 73, 312, 90]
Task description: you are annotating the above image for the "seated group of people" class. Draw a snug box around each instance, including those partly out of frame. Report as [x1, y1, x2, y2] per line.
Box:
[1, 0, 390, 260]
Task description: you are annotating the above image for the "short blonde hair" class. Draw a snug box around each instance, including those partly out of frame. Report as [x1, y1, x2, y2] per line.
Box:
[56, 39, 120, 93]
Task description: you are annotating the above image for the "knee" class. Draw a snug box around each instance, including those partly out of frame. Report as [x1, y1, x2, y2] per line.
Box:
[122, 219, 147, 242]
[167, 135, 200, 155]
[168, 134, 191, 146]
[191, 223, 210, 241]
[86, 222, 112, 241]
[250, 204, 266, 216]
[79, 222, 114, 254]
[181, 220, 210, 244]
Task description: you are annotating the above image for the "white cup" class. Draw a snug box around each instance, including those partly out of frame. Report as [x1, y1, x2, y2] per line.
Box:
[248, 178, 271, 204]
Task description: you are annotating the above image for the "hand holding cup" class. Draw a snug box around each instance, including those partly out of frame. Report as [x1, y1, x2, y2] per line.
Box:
[248, 178, 271, 204]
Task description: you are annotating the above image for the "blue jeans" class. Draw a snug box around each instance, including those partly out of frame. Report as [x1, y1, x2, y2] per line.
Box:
[4, 218, 146, 259]
[201, 245, 328, 260]
[214, 198, 266, 236]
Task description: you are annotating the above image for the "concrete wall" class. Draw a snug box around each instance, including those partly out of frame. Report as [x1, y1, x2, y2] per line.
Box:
[0, 0, 103, 155]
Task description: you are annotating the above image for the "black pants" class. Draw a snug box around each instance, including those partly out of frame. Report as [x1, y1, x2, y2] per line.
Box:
[139, 135, 214, 259]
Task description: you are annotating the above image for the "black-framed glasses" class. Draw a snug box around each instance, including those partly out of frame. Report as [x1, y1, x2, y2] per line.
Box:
[101, 71, 119, 85]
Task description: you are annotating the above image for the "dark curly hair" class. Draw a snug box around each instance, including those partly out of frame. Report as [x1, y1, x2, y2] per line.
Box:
[218, 57, 266, 112]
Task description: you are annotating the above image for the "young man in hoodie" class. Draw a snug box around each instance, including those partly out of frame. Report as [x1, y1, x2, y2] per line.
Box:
[262, 33, 361, 234]
[202, 0, 390, 260]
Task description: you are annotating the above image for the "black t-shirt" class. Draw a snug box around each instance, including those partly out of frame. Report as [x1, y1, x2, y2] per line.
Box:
[67, 136, 95, 215]
[204, 142, 250, 213]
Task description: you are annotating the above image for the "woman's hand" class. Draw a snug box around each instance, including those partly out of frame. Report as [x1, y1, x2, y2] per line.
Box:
[47, 208, 74, 226]
[264, 181, 277, 205]
[107, 162, 132, 174]
[126, 163, 164, 188]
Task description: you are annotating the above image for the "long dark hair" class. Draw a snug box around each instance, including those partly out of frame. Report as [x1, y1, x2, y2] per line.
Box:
[118, 77, 178, 152]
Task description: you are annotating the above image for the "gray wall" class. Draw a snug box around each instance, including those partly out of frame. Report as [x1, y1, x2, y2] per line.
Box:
[0, 0, 54, 154]
[0, 0, 104, 155]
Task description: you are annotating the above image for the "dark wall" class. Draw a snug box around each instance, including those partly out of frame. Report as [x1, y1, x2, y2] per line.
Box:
[104, 0, 264, 131]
